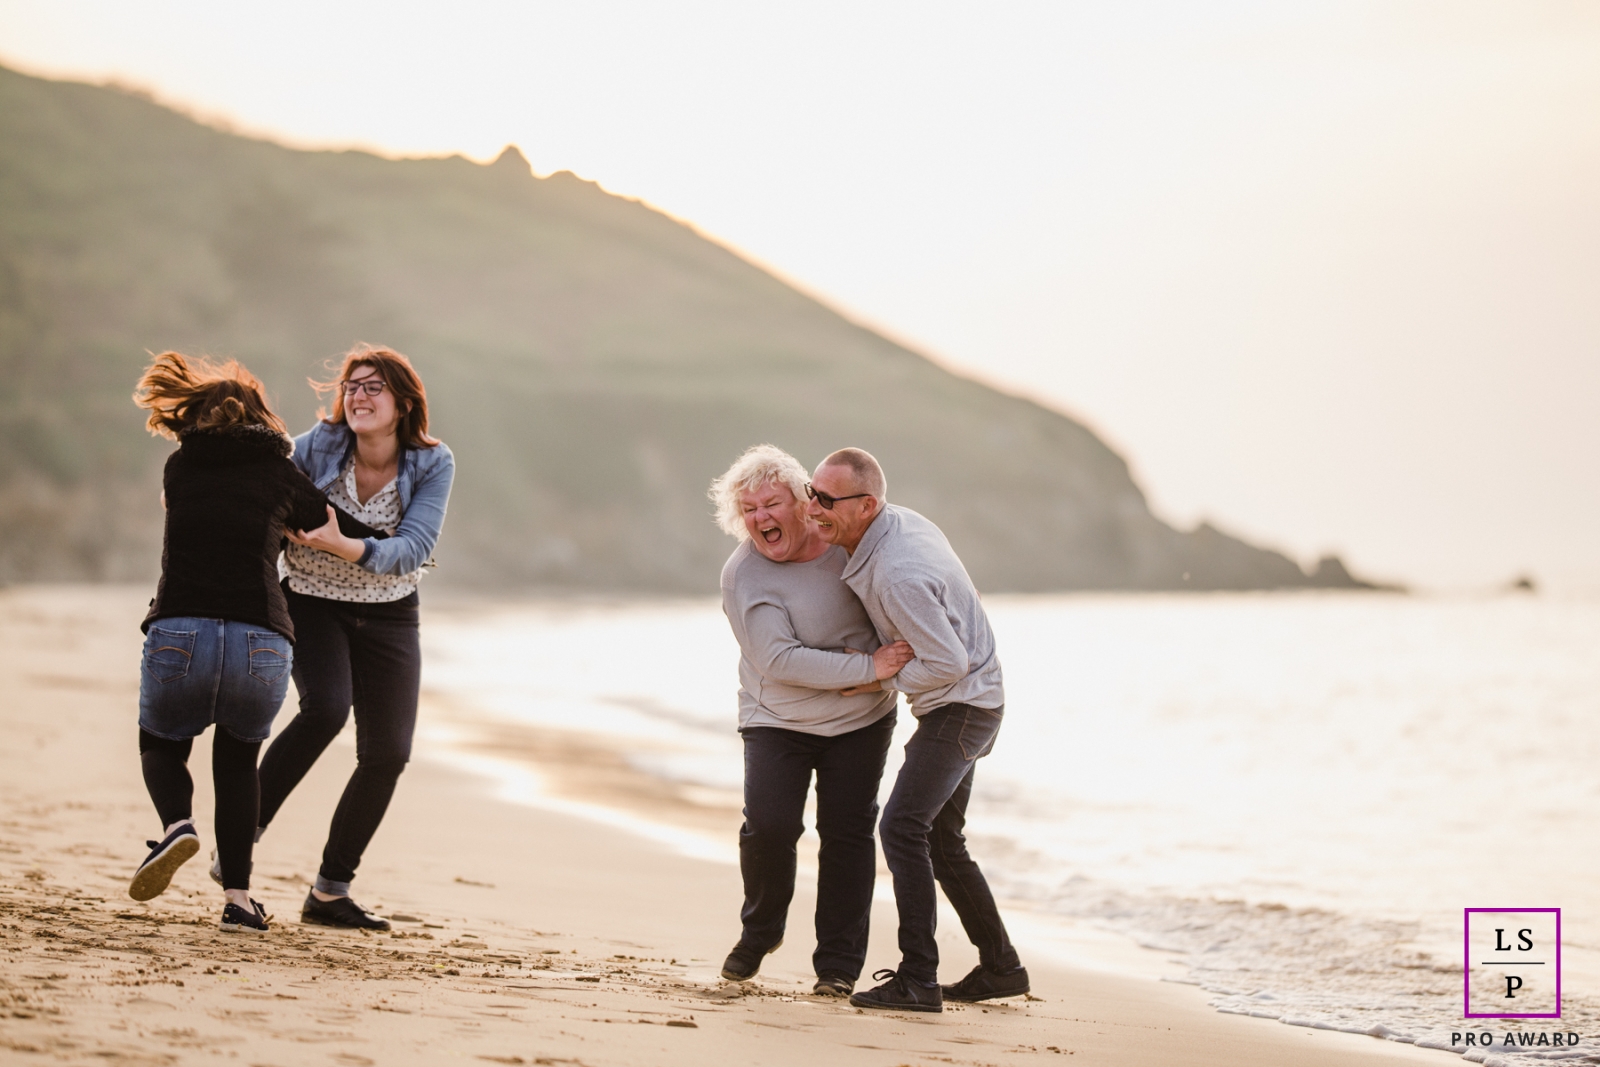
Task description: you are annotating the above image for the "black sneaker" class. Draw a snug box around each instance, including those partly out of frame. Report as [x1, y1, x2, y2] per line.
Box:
[813, 971, 855, 997]
[220, 898, 270, 934]
[941, 963, 1031, 1002]
[719, 938, 782, 981]
[301, 890, 391, 931]
[128, 822, 200, 901]
[849, 969, 943, 1013]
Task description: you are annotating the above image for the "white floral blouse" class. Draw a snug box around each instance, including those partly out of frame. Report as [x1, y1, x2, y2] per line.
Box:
[282, 458, 422, 603]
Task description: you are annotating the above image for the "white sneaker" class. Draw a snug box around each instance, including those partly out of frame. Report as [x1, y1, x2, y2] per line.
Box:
[209, 847, 252, 887]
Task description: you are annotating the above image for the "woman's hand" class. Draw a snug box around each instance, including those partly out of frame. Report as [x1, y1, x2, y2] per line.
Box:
[287, 505, 367, 564]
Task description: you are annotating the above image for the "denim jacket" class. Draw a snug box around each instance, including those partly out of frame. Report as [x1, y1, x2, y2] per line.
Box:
[290, 421, 455, 576]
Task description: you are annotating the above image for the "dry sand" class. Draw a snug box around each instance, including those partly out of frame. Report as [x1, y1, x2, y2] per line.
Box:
[0, 584, 1452, 1067]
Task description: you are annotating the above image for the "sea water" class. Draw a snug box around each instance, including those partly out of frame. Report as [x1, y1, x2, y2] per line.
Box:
[422, 593, 1600, 1063]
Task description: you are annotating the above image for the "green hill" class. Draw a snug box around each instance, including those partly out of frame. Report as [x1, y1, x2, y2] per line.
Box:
[0, 64, 1382, 593]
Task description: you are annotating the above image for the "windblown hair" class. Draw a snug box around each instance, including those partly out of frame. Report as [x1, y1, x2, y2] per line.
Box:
[313, 343, 439, 448]
[817, 447, 887, 500]
[709, 444, 812, 540]
[133, 351, 288, 440]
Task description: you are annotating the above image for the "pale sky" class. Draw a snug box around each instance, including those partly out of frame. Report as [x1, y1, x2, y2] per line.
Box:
[4, 1, 1597, 591]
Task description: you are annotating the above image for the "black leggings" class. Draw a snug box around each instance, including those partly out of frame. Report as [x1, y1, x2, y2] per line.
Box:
[257, 588, 420, 889]
[139, 728, 261, 890]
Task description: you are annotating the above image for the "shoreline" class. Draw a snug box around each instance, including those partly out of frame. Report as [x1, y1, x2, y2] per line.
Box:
[1, 584, 1451, 1066]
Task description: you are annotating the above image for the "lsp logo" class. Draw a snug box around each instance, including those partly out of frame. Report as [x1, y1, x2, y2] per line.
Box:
[1464, 908, 1561, 1019]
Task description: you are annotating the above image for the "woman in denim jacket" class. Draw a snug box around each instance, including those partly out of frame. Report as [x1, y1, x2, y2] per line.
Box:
[254, 344, 454, 931]
[129, 352, 336, 934]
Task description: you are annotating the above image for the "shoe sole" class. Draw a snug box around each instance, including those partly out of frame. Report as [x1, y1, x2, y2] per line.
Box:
[300, 911, 389, 931]
[128, 836, 200, 901]
[219, 921, 269, 934]
[942, 986, 1030, 1003]
[848, 996, 942, 1013]
[720, 939, 783, 982]
[813, 984, 853, 997]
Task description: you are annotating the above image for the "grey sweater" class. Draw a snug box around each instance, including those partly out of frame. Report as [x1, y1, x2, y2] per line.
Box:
[720, 541, 897, 736]
[841, 504, 1005, 715]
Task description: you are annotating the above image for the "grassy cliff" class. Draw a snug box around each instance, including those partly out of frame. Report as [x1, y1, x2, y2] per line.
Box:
[0, 64, 1378, 592]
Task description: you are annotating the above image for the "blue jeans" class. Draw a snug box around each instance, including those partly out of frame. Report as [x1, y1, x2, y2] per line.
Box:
[138, 618, 293, 743]
[880, 702, 1019, 984]
[738, 711, 896, 979]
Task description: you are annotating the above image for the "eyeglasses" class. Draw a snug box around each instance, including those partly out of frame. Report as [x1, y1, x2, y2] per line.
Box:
[805, 483, 872, 510]
[341, 379, 388, 397]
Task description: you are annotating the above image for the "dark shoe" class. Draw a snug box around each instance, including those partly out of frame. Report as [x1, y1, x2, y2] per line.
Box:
[941, 963, 1031, 1002]
[813, 971, 855, 997]
[220, 898, 270, 934]
[849, 969, 943, 1013]
[720, 938, 782, 981]
[129, 822, 200, 901]
[301, 890, 391, 931]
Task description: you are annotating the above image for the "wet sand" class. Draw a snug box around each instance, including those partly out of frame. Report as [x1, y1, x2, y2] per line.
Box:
[0, 584, 1449, 1066]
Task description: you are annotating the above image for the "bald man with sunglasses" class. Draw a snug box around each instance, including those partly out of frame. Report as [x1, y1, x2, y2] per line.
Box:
[806, 448, 1028, 1014]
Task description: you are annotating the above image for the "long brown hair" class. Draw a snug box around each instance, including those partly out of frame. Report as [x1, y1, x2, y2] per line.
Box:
[313, 343, 439, 448]
[133, 351, 288, 440]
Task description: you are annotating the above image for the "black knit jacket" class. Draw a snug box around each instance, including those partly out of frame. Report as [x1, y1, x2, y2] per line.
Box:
[143, 423, 331, 642]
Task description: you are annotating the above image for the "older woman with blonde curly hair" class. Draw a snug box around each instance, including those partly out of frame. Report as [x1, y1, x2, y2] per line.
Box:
[709, 444, 912, 997]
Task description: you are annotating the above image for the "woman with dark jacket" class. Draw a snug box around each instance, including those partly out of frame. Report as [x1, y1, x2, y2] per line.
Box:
[129, 352, 339, 933]
[254, 344, 454, 931]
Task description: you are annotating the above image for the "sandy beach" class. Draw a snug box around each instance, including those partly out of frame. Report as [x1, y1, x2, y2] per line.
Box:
[0, 584, 1453, 1067]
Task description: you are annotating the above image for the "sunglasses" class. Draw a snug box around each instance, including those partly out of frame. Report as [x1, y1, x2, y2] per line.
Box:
[805, 483, 872, 510]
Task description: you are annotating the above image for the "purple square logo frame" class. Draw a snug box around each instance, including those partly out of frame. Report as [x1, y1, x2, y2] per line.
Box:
[1464, 908, 1561, 1020]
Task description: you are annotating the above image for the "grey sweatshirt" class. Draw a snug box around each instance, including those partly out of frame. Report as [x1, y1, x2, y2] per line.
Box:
[720, 541, 898, 736]
[841, 504, 1004, 715]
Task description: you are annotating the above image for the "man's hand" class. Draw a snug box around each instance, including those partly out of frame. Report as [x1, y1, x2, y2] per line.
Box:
[287, 505, 367, 564]
[839, 640, 913, 696]
[872, 640, 914, 680]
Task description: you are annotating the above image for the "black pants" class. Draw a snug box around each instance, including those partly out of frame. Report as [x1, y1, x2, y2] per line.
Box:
[139, 727, 261, 891]
[738, 710, 896, 980]
[257, 587, 420, 889]
[880, 703, 1019, 984]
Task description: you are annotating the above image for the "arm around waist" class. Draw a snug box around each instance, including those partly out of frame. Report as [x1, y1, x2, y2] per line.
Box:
[737, 598, 877, 690]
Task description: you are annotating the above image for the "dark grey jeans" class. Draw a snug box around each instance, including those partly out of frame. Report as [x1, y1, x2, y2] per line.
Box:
[879, 702, 1020, 984]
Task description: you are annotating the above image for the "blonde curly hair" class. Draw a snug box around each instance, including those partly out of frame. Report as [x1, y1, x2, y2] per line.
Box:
[708, 444, 811, 540]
